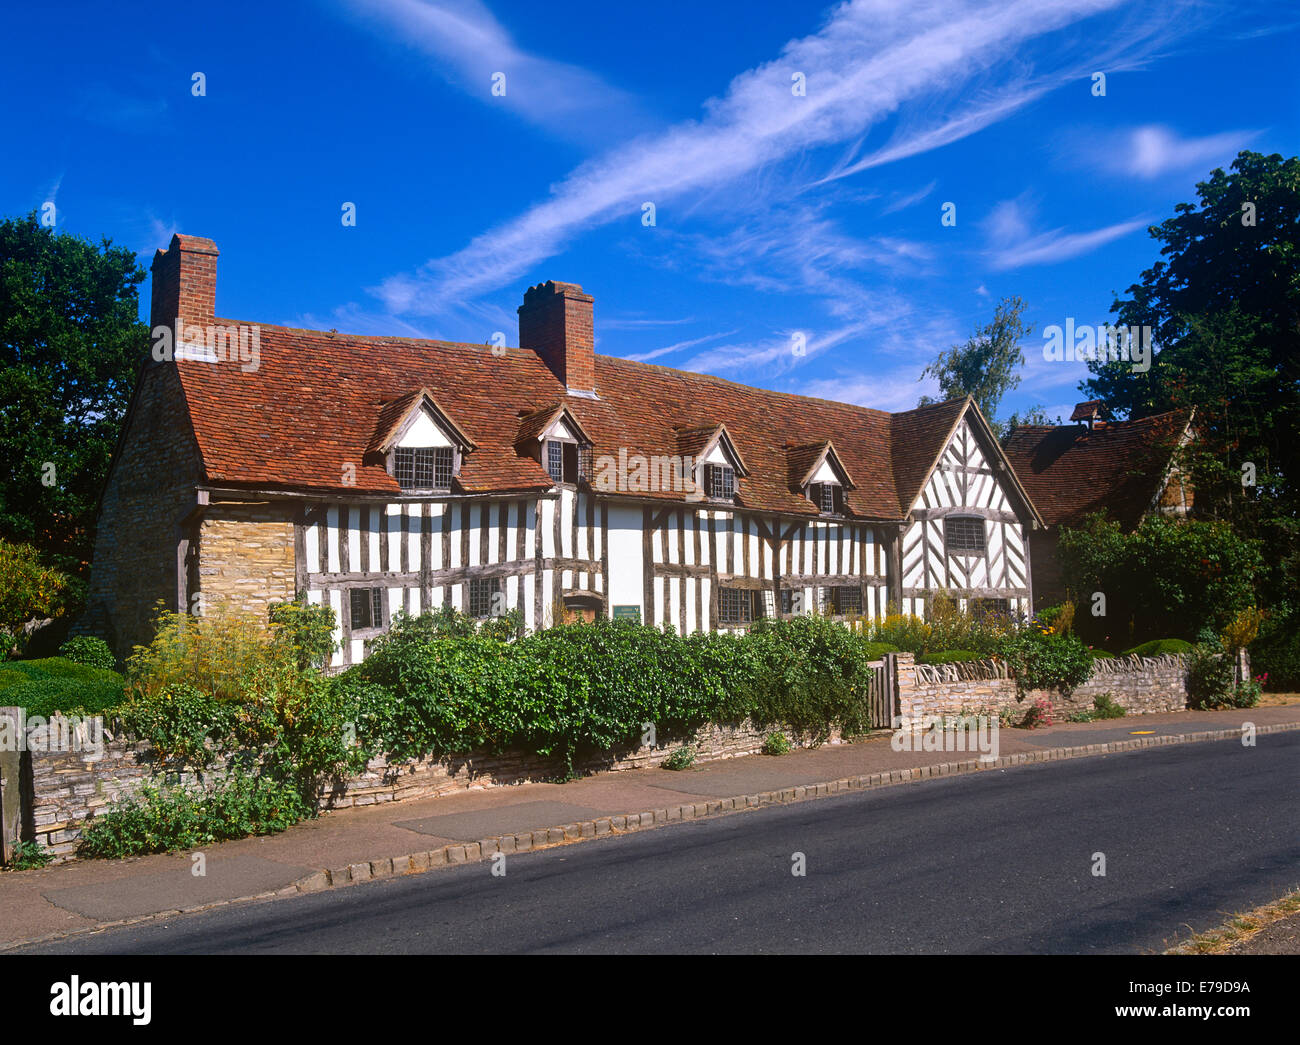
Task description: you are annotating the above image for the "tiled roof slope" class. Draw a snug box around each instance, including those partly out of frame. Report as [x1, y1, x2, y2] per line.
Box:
[1001, 409, 1192, 529]
[173, 318, 1006, 521]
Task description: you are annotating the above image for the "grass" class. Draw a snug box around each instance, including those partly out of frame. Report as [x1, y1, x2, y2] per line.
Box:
[1162, 887, 1300, 954]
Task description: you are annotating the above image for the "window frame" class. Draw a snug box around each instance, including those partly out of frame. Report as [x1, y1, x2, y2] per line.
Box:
[944, 515, 988, 556]
[718, 586, 757, 625]
[468, 577, 503, 619]
[349, 587, 386, 633]
[830, 585, 862, 616]
[706, 463, 736, 501]
[392, 445, 456, 492]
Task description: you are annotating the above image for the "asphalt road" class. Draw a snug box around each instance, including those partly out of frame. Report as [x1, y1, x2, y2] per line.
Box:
[21, 732, 1300, 954]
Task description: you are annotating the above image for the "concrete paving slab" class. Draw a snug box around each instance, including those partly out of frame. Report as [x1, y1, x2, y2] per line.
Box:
[394, 801, 605, 840]
[40, 854, 311, 922]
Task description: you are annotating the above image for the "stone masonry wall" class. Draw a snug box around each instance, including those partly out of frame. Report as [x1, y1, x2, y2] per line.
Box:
[15, 715, 836, 861]
[198, 504, 296, 617]
[897, 651, 1188, 723]
[78, 361, 205, 660]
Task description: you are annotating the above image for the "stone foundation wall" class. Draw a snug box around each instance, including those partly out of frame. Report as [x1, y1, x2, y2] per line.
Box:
[11, 714, 833, 861]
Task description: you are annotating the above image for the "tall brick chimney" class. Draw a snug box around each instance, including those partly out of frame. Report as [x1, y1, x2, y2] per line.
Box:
[518, 280, 596, 397]
[150, 233, 219, 336]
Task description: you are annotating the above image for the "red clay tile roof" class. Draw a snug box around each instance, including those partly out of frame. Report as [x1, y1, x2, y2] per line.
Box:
[171, 318, 1026, 521]
[1001, 409, 1192, 529]
[1070, 399, 1105, 422]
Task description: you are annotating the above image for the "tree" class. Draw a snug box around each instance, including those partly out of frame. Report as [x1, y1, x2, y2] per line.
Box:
[1057, 513, 1263, 650]
[0, 212, 147, 575]
[1080, 151, 1300, 604]
[919, 296, 1031, 436]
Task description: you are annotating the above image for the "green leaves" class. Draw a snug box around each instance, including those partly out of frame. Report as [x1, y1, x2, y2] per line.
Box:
[0, 213, 147, 574]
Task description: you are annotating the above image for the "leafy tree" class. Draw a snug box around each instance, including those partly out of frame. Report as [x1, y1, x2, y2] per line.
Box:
[0, 212, 147, 575]
[919, 295, 1031, 436]
[1057, 513, 1263, 649]
[1080, 151, 1300, 604]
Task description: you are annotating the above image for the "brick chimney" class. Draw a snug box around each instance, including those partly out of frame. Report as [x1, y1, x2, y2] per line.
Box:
[518, 280, 596, 396]
[150, 233, 219, 337]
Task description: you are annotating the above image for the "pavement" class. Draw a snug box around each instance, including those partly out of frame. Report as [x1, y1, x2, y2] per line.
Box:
[3, 701, 1299, 950]
[15, 727, 1300, 955]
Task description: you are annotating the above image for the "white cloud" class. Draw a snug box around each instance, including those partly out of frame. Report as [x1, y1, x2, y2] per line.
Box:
[987, 218, 1147, 270]
[337, 0, 648, 143]
[372, 0, 1152, 317]
[1124, 125, 1257, 178]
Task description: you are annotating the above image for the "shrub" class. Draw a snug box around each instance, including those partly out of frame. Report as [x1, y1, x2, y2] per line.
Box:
[1037, 603, 1075, 635]
[999, 631, 1093, 692]
[1185, 630, 1258, 709]
[1092, 693, 1126, 719]
[0, 657, 125, 716]
[860, 642, 898, 661]
[126, 604, 281, 702]
[1058, 513, 1263, 646]
[1220, 606, 1264, 652]
[4, 840, 52, 870]
[662, 746, 696, 771]
[1019, 697, 1054, 728]
[1089, 649, 1115, 659]
[267, 597, 337, 670]
[78, 771, 311, 859]
[917, 650, 981, 664]
[1122, 638, 1193, 658]
[1252, 603, 1300, 690]
[761, 731, 791, 756]
[58, 635, 115, 670]
[0, 538, 84, 633]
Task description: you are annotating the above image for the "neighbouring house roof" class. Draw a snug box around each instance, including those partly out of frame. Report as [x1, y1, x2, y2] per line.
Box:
[171, 319, 1035, 522]
[1001, 409, 1193, 529]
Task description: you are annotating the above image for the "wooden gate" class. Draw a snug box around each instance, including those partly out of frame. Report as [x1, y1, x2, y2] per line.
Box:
[866, 656, 899, 730]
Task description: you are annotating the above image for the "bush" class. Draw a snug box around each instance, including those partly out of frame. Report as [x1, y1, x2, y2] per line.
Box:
[0, 538, 84, 634]
[1019, 697, 1054, 728]
[0, 657, 125, 717]
[1252, 603, 1300, 690]
[860, 642, 898, 660]
[1186, 630, 1261, 709]
[1058, 513, 1263, 647]
[1089, 649, 1115, 659]
[126, 604, 281, 702]
[78, 770, 311, 859]
[917, 650, 981, 664]
[761, 731, 791, 756]
[4, 840, 52, 870]
[58, 635, 115, 670]
[1092, 693, 1126, 719]
[267, 597, 337, 670]
[1122, 638, 1194, 658]
[999, 631, 1093, 692]
[662, 746, 695, 770]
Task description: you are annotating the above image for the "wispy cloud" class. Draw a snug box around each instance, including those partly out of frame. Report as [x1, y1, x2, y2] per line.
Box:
[372, 0, 1163, 317]
[987, 218, 1147, 270]
[1083, 124, 1260, 179]
[336, 0, 649, 144]
[626, 329, 740, 363]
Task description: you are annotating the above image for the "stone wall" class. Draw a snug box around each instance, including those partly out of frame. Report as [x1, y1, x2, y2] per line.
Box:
[198, 504, 296, 616]
[897, 651, 1188, 723]
[79, 360, 205, 659]
[11, 713, 833, 861]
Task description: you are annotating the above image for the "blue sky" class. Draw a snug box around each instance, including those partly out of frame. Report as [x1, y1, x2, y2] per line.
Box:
[4, 0, 1297, 420]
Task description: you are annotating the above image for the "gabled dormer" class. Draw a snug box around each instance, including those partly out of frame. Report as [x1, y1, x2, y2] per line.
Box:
[515, 404, 593, 486]
[371, 388, 476, 493]
[790, 440, 856, 516]
[677, 423, 749, 504]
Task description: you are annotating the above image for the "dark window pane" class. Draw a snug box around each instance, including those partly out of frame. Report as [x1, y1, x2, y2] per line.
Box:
[719, 587, 753, 624]
[469, 578, 502, 618]
[546, 441, 564, 481]
[709, 464, 735, 500]
[945, 516, 986, 553]
[396, 447, 454, 490]
[350, 588, 373, 630]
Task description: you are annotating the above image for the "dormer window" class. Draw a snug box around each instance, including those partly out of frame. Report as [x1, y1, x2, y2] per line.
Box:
[373, 388, 476, 495]
[395, 446, 455, 491]
[706, 463, 735, 500]
[811, 481, 843, 515]
[543, 438, 582, 485]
